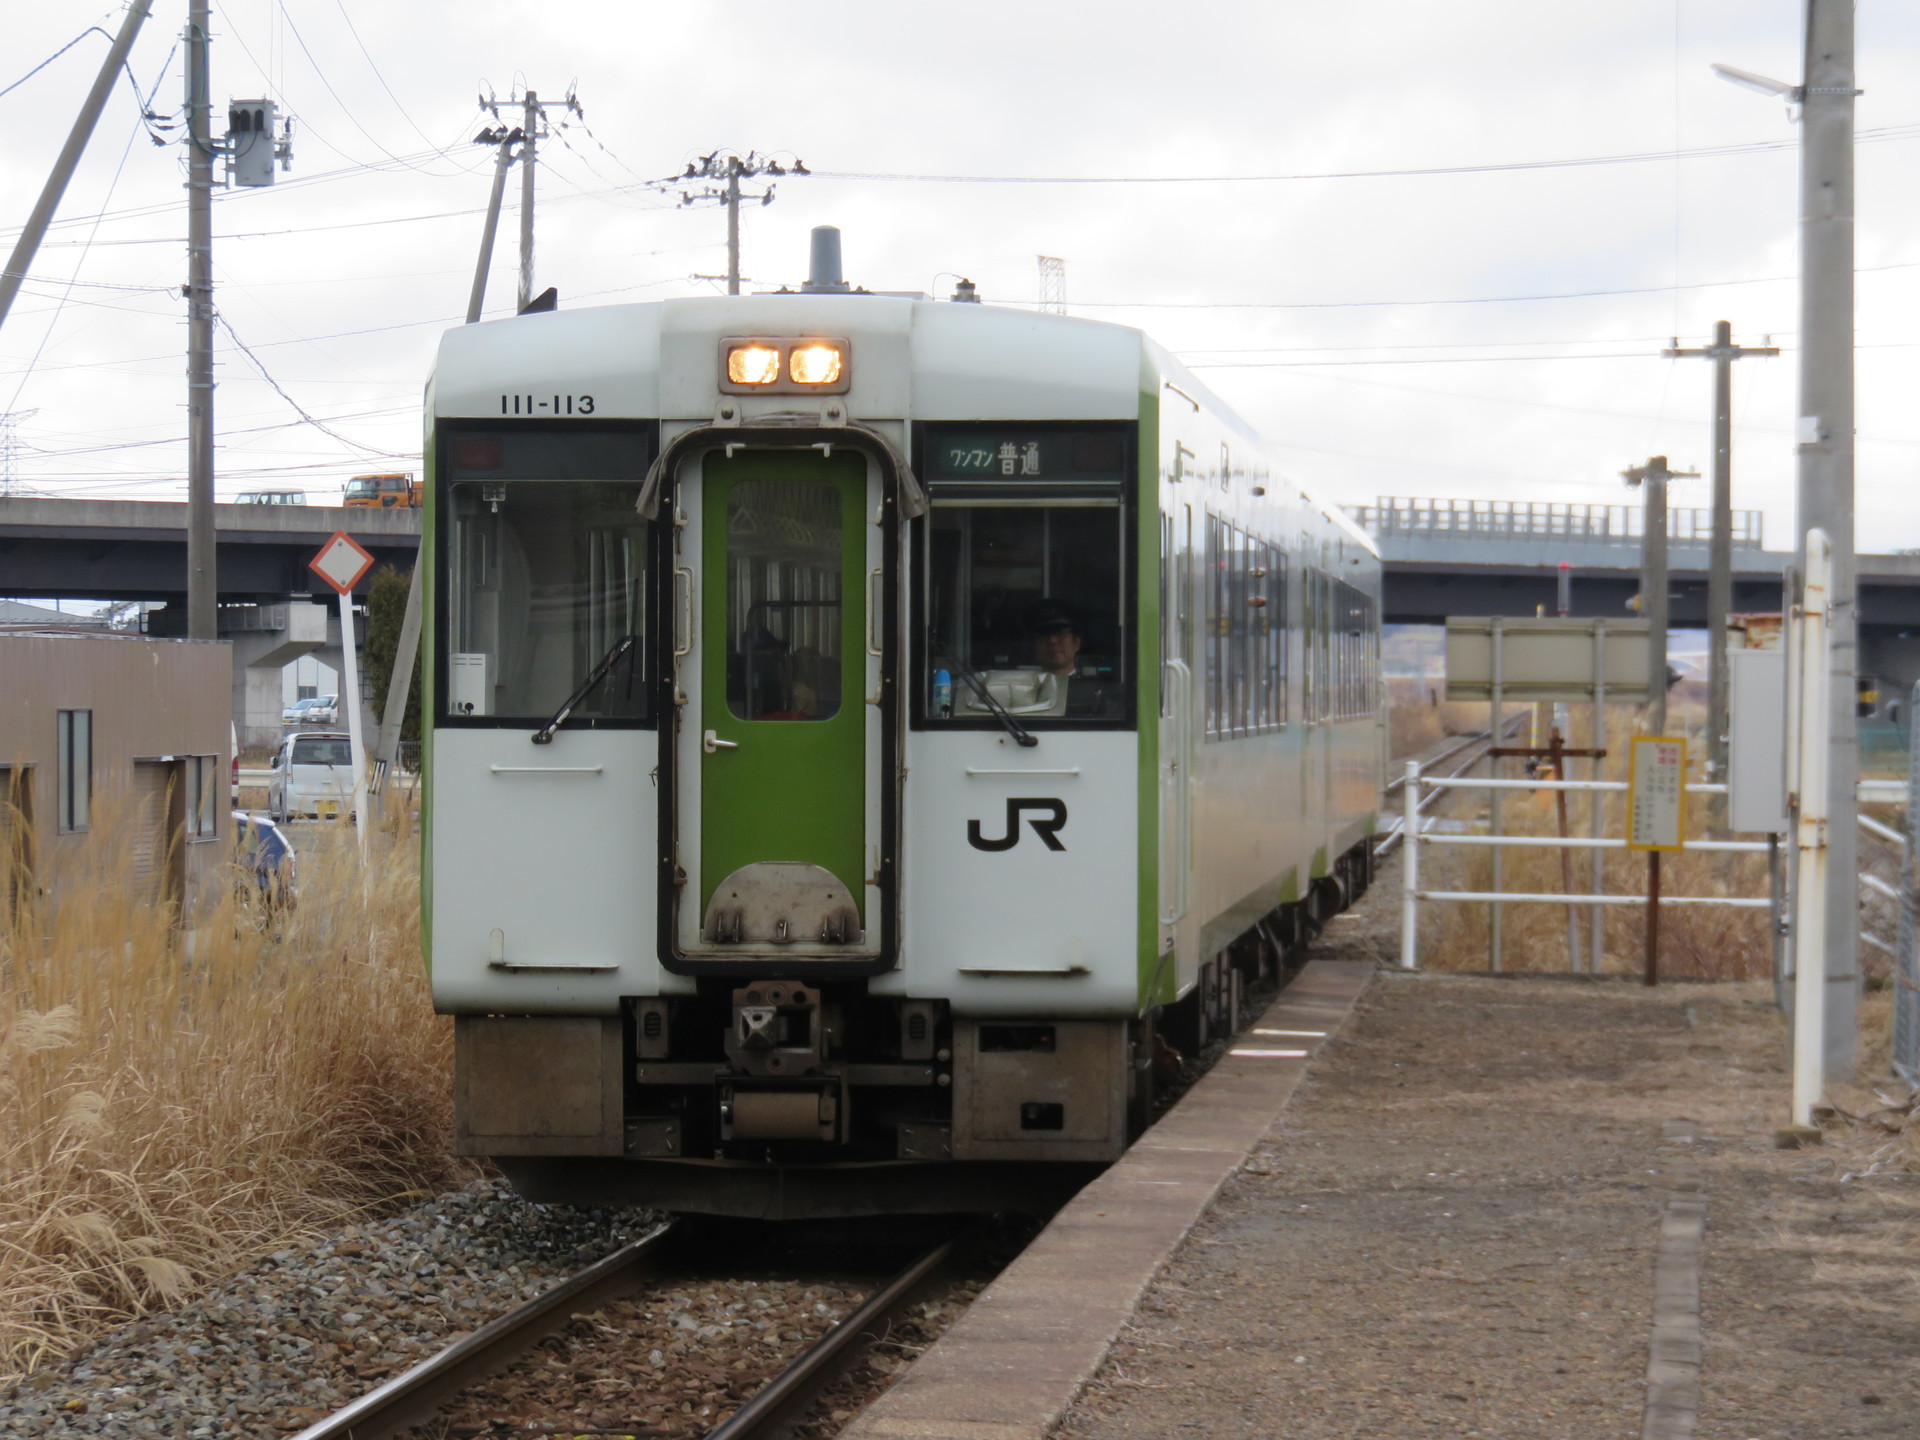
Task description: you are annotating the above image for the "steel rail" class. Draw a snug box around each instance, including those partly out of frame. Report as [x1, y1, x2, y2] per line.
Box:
[1380, 717, 1520, 797]
[704, 1234, 963, 1440]
[1375, 713, 1527, 857]
[287, 1221, 684, 1440]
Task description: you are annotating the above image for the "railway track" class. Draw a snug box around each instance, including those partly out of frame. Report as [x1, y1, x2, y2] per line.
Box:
[1374, 712, 1530, 857]
[288, 1224, 967, 1440]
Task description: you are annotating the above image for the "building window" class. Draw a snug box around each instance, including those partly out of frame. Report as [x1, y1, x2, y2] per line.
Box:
[185, 756, 219, 840]
[57, 709, 90, 833]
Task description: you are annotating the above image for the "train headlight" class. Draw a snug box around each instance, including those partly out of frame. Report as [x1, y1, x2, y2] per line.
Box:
[726, 343, 782, 386]
[788, 343, 844, 385]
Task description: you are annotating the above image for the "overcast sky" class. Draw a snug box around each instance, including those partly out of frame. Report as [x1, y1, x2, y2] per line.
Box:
[5, 1, 1918, 556]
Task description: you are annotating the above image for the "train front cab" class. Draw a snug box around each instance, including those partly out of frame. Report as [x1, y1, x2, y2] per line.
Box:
[431, 399, 1154, 1216]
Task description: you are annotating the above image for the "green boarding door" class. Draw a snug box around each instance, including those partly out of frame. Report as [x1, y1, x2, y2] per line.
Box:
[676, 447, 883, 964]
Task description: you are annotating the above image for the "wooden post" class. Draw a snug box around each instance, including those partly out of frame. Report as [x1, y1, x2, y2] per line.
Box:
[1551, 727, 1581, 972]
[1645, 852, 1662, 987]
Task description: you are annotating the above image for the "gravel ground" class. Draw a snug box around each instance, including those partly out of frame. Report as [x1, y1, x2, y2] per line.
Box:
[403, 1268, 987, 1439]
[1060, 856, 1920, 1440]
[0, 1180, 662, 1437]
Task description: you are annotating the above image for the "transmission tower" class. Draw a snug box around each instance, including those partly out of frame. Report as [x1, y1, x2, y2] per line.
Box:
[1037, 255, 1067, 314]
[0, 409, 38, 497]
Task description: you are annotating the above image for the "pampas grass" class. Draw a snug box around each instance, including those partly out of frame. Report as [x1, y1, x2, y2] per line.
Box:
[0, 796, 467, 1381]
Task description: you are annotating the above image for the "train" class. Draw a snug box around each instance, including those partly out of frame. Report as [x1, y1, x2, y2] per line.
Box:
[422, 229, 1384, 1218]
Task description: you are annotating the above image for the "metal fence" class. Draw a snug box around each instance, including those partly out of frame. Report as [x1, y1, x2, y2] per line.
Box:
[1349, 497, 1765, 550]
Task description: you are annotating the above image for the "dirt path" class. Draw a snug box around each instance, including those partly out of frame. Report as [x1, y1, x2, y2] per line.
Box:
[1060, 876, 1918, 1439]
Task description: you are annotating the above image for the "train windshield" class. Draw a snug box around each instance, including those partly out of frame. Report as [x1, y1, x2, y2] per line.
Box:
[440, 428, 653, 725]
[918, 426, 1132, 728]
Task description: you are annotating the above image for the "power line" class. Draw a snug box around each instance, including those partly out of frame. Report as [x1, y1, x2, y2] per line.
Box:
[0, 22, 112, 102]
[811, 123, 1920, 187]
[328, 0, 438, 150]
[214, 314, 410, 456]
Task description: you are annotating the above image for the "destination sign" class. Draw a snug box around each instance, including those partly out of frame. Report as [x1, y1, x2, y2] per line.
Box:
[926, 428, 1128, 482]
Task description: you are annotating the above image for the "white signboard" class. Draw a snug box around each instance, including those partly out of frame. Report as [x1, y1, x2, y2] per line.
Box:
[1445, 617, 1652, 703]
[1627, 736, 1687, 852]
[308, 530, 376, 596]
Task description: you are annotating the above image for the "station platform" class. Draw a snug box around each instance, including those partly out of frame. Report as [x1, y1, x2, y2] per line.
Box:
[848, 873, 1918, 1440]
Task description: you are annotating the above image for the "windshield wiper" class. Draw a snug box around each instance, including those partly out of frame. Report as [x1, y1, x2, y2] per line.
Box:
[942, 655, 1038, 748]
[532, 635, 637, 745]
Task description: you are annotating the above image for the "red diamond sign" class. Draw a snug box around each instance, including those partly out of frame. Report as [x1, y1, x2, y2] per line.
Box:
[308, 531, 377, 596]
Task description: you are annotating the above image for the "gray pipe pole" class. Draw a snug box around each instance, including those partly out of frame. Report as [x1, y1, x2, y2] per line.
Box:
[465, 136, 517, 324]
[0, 0, 154, 333]
[517, 92, 537, 312]
[186, 0, 216, 641]
[1799, 0, 1859, 1076]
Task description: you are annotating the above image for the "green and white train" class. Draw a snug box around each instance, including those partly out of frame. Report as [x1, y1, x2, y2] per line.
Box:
[424, 231, 1383, 1218]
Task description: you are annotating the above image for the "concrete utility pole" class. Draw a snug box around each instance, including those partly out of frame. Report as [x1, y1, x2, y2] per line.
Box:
[186, 0, 217, 640]
[0, 0, 154, 335]
[518, 91, 539, 312]
[1799, 0, 1861, 1078]
[1664, 322, 1778, 821]
[477, 89, 571, 315]
[1623, 456, 1698, 735]
[466, 123, 521, 323]
[678, 150, 806, 293]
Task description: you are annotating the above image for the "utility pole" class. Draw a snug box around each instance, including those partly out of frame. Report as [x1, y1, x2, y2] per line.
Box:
[477, 89, 572, 315]
[678, 151, 807, 293]
[186, 0, 216, 641]
[466, 122, 521, 322]
[1664, 322, 1778, 828]
[1623, 456, 1698, 736]
[0, 0, 154, 334]
[518, 91, 539, 312]
[1708, 0, 1864, 1081]
[1800, 0, 1860, 1078]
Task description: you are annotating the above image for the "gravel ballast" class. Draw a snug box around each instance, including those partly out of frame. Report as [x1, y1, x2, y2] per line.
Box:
[0, 1180, 661, 1437]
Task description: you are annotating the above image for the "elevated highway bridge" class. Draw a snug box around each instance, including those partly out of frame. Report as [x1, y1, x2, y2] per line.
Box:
[0, 496, 419, 608]
[1351, 497, 1920, 696]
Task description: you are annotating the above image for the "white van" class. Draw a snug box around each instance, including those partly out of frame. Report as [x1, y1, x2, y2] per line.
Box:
[267, 731, 355, 821]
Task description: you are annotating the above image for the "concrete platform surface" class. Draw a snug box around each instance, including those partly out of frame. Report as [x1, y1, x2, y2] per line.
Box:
[1055, 973, 1920, 1440]
[839, 960, 1374, 1440]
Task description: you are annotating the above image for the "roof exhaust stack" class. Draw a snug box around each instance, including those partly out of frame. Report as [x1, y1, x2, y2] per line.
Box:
[801, 226, 851, 293]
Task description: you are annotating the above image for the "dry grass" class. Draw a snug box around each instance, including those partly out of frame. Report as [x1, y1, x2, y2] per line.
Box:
[1412, 703, 1777, 980]
[1385, 679, 1505, 760]
[0, 797, 467, 1381]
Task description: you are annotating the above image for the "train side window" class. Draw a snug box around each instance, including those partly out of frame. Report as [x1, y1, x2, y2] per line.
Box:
[923, 499, 1130, 726]
[441, 427, 652, 726]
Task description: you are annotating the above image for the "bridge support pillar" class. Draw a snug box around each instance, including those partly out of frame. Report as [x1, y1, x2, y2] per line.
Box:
[222, 602, 327, 749]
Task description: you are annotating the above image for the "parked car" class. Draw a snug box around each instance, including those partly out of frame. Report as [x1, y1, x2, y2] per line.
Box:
[267, 731, 355, 821]
[281, 697, 319, 724]
[305, 695, 339, 725]
[231, 811, 297, 913]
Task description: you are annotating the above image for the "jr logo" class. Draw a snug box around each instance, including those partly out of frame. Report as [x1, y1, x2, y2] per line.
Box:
[967, 798, 1068, 852]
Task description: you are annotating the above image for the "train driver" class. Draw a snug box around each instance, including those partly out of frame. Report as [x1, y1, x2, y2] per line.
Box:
[1025, 601, 1122, 719]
